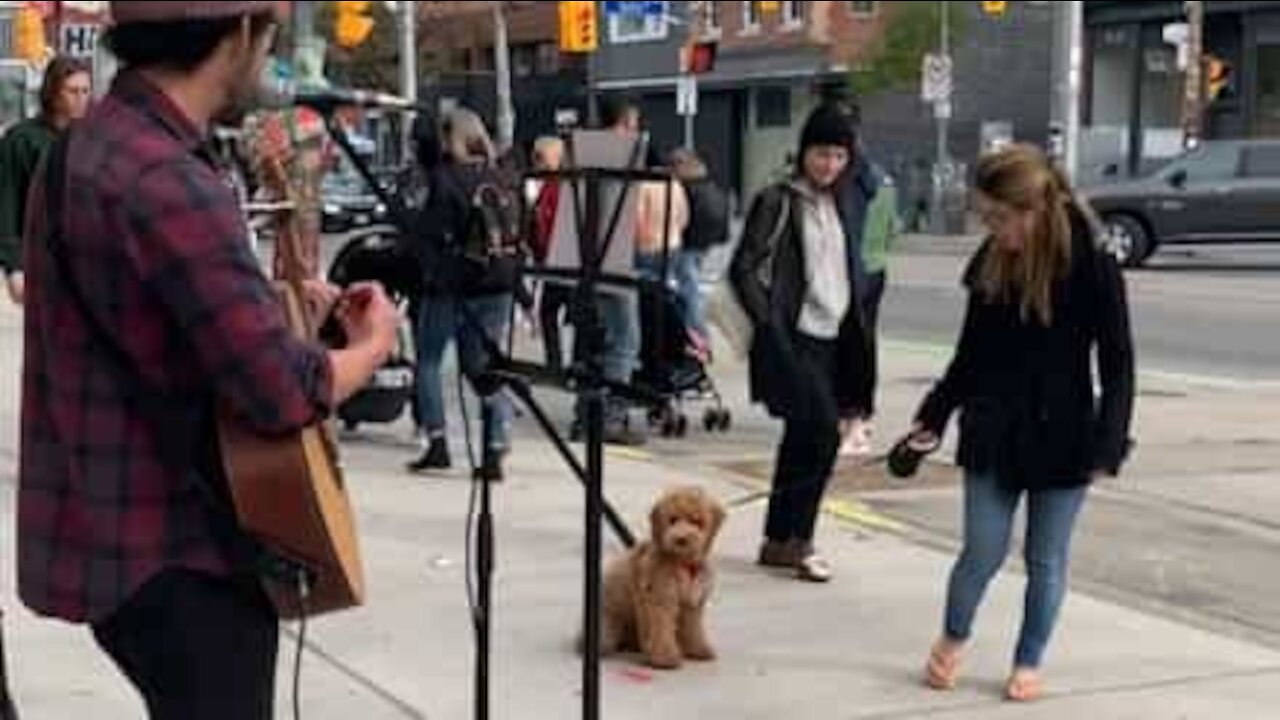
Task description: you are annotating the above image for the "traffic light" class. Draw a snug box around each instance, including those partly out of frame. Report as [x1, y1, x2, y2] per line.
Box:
[13, 6, 48, 62]
[333, 0, 374, 50]
[983, 1, 1008, 17]
[1206, 55, 1233, 101]
[683, 42, 717, 74]
[559, 1, 598, 54]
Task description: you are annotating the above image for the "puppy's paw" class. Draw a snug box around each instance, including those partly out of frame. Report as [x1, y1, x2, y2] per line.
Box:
[683, 642, 717, 662]
[646, 649, 684, 670]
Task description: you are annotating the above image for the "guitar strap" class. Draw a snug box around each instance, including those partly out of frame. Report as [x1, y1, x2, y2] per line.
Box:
[40, 132, 264, 577]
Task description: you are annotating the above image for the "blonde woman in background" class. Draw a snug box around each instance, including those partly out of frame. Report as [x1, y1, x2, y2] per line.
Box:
[670, 149, 729, 351]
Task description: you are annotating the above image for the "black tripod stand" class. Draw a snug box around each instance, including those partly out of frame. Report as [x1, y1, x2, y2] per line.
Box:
[322, 113, 654, 720]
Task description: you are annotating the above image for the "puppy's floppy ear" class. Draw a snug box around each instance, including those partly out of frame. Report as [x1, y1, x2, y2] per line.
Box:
[650, 502, 667, 544]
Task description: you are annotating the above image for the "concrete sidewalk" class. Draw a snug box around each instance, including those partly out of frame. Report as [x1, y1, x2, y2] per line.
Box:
[4, 433, 1280, 719]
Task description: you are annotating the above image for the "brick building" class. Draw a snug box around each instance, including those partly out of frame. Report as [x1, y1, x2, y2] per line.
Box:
[594, 1, 1055, 208]
[415, 1, 588, 150]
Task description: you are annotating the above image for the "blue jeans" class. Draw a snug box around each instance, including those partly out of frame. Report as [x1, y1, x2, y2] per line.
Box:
[598, 290, 640, 387]
[672, 249, 707, 338]
[416, 293, 514, 452]
[944, 472, 1088, 669]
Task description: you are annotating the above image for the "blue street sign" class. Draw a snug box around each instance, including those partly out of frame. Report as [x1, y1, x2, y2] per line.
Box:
[604, 1, 665, 17]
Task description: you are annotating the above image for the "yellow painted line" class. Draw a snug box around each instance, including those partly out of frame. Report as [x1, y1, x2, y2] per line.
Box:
[605, 446, 654, 463]
[824, 498, 907, 534]
[601, 447, 908, 536]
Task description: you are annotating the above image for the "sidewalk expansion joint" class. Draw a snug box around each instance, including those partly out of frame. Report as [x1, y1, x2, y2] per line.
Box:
[848, 665, 1280, 719]
[280, 628, 428, 719]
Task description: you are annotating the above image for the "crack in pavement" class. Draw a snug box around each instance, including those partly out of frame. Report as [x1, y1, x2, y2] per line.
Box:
[281, 629, 429, 719]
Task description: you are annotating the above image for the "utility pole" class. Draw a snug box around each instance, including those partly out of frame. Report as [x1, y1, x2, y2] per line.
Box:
[1182, 0, 1205, 149]
[493, 1, 516, 152]
[293, 0, 317, 79]
[400, 0, 418, 161]
[1055, 0, 1085, 183]
[930, 1, 952, 235]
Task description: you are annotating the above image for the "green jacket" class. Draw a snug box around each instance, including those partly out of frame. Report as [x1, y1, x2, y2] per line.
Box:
[0, 117, 56, 274]
[861, 178, 901, 276]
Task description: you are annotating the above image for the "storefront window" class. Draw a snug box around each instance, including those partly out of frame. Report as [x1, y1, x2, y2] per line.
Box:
[1256, 44, 1280, 137]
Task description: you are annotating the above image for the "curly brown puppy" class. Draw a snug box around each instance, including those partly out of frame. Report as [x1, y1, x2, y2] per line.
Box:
[600, 486, 726, 670]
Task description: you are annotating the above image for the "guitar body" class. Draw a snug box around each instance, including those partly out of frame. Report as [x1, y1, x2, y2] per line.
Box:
[218, 282, 364, 619]
[218, 140, 365, 619]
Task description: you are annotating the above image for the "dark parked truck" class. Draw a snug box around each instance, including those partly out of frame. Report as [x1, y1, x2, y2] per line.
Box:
[1084, 140, 1280, 267]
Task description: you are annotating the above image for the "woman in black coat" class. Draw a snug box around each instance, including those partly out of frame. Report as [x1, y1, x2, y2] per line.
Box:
[908, 145, 1135, 702]
[730, 105, 875, 582]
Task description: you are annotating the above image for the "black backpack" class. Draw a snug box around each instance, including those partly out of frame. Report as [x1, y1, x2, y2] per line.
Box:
[425, 164, 525, 297]
[684, 178, 730, 251]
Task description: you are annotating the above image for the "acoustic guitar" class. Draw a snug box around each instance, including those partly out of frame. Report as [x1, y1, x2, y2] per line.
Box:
[218, 136, 366, 619]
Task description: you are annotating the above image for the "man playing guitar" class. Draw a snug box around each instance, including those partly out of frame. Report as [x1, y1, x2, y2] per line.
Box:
[16, 2, 398, 717]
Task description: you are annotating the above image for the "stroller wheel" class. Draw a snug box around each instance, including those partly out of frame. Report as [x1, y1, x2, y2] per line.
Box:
[675, 414, 689, 438]
[718, 410, 733, 433]
[343, 419, 360, 433]
[703, 409, 721, 433]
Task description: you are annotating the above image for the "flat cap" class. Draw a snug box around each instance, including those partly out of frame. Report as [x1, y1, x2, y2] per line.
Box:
[110, 1, 287, 25]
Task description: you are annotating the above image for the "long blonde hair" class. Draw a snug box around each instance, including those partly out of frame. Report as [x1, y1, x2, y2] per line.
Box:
[441, 107, 495, 165]
[974, 144, 1076, 326]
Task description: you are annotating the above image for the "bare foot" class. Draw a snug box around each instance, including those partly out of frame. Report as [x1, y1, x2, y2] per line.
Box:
[924, 638, 963, 691]
[1005, 667, 1044, 702]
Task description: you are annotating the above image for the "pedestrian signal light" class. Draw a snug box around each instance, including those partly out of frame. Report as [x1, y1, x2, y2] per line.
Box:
[983, 1, 1008, 16]
[334, 0, 374, 50]
[683, 42, 717, 75]
[13, 6, 47, 62]
[559, 1, 598, 54]
[1206, 55, 1232, 101]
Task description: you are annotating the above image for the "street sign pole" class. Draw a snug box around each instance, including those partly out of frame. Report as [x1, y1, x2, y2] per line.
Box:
[401, 1, 419, 163]
[1064, 0, 1084, 182]
[931, 0, 952, 235]
[683, 80, 696, 149]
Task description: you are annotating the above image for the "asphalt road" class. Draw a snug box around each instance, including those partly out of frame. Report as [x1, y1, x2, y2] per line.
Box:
[885, 243, 1280, 382]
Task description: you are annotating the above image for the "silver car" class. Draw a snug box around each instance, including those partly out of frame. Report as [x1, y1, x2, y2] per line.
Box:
[1084, 140, 1280, 267]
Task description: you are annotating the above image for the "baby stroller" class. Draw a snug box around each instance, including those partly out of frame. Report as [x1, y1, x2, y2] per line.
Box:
[634, 279, 731, 438]
[326, 226, 420, 432]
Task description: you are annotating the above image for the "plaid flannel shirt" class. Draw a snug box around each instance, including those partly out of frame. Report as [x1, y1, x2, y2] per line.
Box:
[17, 72, 334, 624]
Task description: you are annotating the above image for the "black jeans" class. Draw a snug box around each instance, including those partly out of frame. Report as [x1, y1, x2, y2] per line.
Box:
[765, 333, 841, 544]
[540, 283, 573, 373]
[91, 569, 278, 720]
[860, 271, 887, 417]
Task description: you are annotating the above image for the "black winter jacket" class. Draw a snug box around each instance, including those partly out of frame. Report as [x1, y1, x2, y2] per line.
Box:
[730, 182, 873, 420]
[915, 208, 1135, 490]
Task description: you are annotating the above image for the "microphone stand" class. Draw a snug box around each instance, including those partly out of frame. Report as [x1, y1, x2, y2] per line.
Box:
[319, 112, 647, 720]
